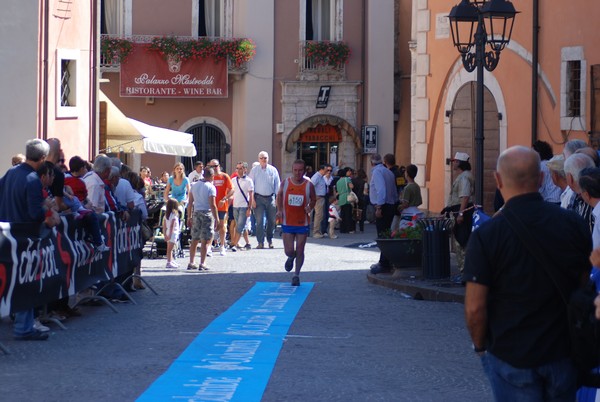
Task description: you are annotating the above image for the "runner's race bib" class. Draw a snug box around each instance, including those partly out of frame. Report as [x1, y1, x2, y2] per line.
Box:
[287, 194, 304, 207]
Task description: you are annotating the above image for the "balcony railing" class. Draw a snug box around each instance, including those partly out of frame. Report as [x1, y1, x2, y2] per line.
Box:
[100, 34, 251, 74]
[298, 40, 349, 80]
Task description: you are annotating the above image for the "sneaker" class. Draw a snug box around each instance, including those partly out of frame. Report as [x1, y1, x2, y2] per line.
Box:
[330, 235, 338, 239]
[33, 319, 50, 333]
[14, 330, 49, 341]
[166, 261, 178, 269]
[187, 263, 198, 270]
[244, 244, 252, 250]
[95, 243, 110, 253]
[268, 243, 274, 249]
[256, 243, 265, 249]
[219, 246, 226, 256]
[212, 244, 221, 252]
[284, 256, 294, 272]
[230, 246, 237, 252]
[291, 276, 300, 286]
[199, 263, 210, 271]
[206, 249, 213, 257]
[313, 233, 324, 239]
[110, 295, 131, 303]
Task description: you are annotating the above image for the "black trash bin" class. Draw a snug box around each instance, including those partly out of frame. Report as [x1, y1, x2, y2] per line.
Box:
[418, 218, 452, 279]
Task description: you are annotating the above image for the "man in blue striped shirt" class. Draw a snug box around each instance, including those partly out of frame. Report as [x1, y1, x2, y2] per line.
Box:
[369, 153, 399, 274]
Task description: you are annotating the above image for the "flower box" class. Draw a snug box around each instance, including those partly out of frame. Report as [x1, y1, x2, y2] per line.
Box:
[376, 238, 422, 268]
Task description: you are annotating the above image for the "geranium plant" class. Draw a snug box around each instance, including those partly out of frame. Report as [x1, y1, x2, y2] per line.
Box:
[305, 40, 351, 68]
[101, 37, 134, 63]
[148, 36, 256, 67]
[379, 217, 423, 240]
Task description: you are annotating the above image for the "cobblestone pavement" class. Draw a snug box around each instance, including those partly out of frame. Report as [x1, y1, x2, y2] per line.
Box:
[0, 223, 491, 401]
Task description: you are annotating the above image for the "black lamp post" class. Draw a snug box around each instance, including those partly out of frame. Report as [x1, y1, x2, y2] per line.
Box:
[448, 0, 518, 206]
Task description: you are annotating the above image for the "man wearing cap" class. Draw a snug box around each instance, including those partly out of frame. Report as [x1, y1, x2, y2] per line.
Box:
[443, 151, 474, 273]
[546, 155, 570, 207]
[188, 161, 204, 184]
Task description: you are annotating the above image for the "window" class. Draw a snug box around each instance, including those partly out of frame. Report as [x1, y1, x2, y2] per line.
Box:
[182, 123, 228, 172]
[60, 60, 74, 106]
[100, 0, 131, 35]
[56, 49, 79, 118]
[567, 60, 582, 117]
[561, 47, 587, 131]
[193, 0, 231, 38]
[301, 0, 342, 41]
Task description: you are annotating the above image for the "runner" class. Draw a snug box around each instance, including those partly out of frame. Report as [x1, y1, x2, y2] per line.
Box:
[276, 159, 316, 286]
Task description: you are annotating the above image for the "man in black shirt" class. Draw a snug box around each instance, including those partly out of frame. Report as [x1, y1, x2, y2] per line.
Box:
[464, 146, 591, 400]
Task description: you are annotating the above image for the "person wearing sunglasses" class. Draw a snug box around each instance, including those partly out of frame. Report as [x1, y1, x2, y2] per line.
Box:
[248, 151, 280, 249]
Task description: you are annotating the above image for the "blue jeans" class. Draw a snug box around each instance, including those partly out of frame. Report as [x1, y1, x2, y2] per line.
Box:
[481, 352, 577, 402]
[254, 195, 276, 244]
[13, 309, 35, 336]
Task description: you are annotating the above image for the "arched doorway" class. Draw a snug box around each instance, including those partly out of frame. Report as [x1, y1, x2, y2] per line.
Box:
[296, 124, 342, 170]
[182, 122, 229, 172]
[451, 83, 500, 213]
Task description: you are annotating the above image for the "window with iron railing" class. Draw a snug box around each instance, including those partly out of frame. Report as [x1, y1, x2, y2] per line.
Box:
[567, 60, 582, 117]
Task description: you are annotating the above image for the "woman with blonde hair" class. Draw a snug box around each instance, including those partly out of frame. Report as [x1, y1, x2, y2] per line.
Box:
[163, 162, 190, 205]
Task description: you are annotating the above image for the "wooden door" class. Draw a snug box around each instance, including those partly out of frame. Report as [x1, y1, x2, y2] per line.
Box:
[450, 82, 500, 213]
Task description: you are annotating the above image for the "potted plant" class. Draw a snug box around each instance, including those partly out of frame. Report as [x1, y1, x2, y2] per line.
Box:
[148, 36, 256, 68]
[101, 37, 134, 63]
[376, 219, 423, 268]
[304, 40, 351, 68]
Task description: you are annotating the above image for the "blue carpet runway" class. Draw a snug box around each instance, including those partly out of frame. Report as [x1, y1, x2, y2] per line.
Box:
[137, 282, 314, 402]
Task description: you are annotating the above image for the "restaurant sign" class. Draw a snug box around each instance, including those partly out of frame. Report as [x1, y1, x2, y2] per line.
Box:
[299, 124, 341, 143]
[120, 43, 228, 98]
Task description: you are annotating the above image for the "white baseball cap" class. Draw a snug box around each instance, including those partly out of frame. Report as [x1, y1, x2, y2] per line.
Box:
[452, 152, 470, 162]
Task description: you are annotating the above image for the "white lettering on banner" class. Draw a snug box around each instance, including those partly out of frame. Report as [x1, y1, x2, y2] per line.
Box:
[225, 315, 276, 336]
[195, 340, 261, 371]
[259, 284, 298, 297]
[247, 297, 289, 313]
[183, 88, 205, 95]
[125, 87, 177, 96]
[287, 194, 304, 207]
[187, 377, 242, 402]
[133, 73, 170, 85]
[17, 240, 59, 288]
[171, 74, 215, 85]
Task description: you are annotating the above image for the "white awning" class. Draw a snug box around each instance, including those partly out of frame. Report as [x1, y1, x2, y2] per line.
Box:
[129, 118, 197, 157]
[100, 91, 197, 157]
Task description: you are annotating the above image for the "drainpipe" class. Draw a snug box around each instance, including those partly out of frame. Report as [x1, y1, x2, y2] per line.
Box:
[531, 0, 539, 144]
[361, 0, 366, 168]
[41, 0, 49, 139]
[90, 0, 98, 158]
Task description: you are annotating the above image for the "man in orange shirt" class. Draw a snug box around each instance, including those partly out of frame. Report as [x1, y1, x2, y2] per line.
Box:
[276, 159, 316, 286]
[208, 159, 233, 256]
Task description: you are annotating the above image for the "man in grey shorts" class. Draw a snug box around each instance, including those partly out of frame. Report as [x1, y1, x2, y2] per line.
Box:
[187, 167, 219, 270]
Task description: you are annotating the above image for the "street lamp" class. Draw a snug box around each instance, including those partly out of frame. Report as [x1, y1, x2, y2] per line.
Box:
[448, 0, 518, 206]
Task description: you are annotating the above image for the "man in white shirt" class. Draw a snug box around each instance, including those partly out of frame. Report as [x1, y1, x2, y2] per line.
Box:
[188, 160, 204, 183]
[83, 155, 113, 213]
[310, 165, 328, 238]
[231, 162, 254, 251]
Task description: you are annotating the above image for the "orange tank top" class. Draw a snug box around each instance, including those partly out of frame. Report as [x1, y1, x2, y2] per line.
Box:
[282, 177, 311, 227]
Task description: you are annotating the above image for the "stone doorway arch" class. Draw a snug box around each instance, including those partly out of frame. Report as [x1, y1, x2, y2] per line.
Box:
[450, 83, 500, 213]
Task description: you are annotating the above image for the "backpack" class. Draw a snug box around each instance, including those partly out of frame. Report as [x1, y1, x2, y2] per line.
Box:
[568, 281, 600, 387]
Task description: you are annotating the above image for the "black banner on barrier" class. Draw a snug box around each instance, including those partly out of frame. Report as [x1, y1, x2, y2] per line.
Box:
[0, 210, 143, 316]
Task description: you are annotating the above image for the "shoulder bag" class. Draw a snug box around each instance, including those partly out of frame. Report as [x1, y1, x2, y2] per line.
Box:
[503, 207, 600, 387]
